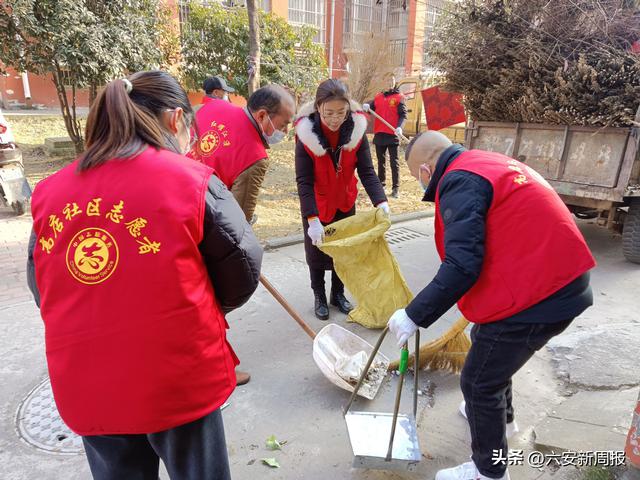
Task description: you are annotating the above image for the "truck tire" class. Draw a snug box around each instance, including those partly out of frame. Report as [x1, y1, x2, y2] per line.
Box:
[623, 199, 640, 264]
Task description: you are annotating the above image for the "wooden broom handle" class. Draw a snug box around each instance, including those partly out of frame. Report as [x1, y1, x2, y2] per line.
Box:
[367, 108, 411, 143]
[259, 274, 316, 340]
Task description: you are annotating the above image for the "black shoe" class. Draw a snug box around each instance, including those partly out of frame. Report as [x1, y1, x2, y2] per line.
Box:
[391, 187, 399, 198]
[314, 291, 330, 320]
[330, 291, 354, 314]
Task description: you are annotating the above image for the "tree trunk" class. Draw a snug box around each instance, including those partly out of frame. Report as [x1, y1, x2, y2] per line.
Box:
[247, 0, 261, 95]
[89, 82, 98, 107]
[52, 64, 83, 155]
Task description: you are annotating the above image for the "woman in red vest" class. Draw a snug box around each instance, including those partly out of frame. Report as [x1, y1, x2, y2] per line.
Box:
[27, 71, 263, 480]
[295, 79, 389, 320]
[363, 76, 407, 198]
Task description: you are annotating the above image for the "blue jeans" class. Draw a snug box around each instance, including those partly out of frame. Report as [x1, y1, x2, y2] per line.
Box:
[82, 408, 231, 480]
[461, 319, 573, 478]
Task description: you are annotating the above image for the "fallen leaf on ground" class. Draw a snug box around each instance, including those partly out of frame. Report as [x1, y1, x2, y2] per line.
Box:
[261, 458, 280, 468]
[266, 435, 286, 450]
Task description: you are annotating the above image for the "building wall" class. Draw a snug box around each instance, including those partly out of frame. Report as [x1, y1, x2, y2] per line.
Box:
[325, 1, 346, 77]
[0, 68, 90, 109]
[423, 0, 445, 67]
[1, 1, 431, 110]
[405, 0, 426, 75]
[271, 0, 288, 16]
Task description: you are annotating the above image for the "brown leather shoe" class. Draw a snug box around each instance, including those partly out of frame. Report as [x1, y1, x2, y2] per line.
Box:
[235, 370, 251, 386]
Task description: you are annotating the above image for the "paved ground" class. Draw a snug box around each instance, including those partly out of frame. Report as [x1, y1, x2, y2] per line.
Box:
[0, 206, 638, 480]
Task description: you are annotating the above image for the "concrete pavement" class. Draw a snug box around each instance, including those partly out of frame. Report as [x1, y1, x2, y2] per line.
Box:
[0, 207, 638, 480]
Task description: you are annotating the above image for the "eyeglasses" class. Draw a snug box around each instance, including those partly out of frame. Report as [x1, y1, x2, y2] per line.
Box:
[320, 108, 349, 120]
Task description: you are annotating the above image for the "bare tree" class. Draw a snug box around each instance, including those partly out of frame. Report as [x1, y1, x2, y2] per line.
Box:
[344, 32, 397, 104]
[246, 0, 261, 94]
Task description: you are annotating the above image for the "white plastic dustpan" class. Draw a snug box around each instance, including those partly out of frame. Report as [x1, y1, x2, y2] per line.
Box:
[312, 323, 390, 400]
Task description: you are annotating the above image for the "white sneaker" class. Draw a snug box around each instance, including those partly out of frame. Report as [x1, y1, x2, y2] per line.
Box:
[435, 461, 510, 480]
[459, 401, 520, 439]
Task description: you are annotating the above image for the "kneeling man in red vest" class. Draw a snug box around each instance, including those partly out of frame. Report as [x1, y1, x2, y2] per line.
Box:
[388, 131, 596, 480]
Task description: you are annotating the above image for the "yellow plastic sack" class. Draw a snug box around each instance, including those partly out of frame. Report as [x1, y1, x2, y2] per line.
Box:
[319, 209, 414, 329]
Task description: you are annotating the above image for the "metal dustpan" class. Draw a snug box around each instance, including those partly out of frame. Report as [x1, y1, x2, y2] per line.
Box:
[343, 327, 421, 471]
[313, 323, 390, 400]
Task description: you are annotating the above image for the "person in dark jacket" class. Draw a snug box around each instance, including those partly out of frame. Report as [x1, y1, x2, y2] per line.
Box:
[193, 75, 236, 114]
[295, 78, 388, 320]
[203, 75, 235, 102]
[363, 77, 407, 198]
[388, 131, 595, 480]
[27, 71, 262, 480]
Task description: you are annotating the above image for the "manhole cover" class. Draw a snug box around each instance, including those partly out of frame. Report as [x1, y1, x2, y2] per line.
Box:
[385, 227, 426, 245]
[16, 378, 84, 455]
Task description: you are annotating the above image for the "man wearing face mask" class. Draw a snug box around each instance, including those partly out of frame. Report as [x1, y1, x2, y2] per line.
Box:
[190, 84, 294, 386]
[202, 76, 235, 103]
[191, 84, 295, 225]
[387, 131, 596, 480]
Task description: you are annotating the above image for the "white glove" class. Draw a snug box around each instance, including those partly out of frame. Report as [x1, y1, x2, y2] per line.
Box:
[377, 201, 390, 216]
[394, 127, 403, 137]
[362, 103, 371, 113]
[388, 309, 419, 347]
[307, 217, 325, 246]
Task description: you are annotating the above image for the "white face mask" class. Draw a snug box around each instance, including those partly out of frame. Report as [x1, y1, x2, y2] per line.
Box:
[262, 115, 286, 145]
[165, 109, 193, 155]
[223, 93, 229, 101]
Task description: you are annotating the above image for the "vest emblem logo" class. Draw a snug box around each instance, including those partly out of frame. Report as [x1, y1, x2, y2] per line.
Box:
[199, 131, 220, 155]
[66, 228, 119, 285]
[389, 98, 398, 107]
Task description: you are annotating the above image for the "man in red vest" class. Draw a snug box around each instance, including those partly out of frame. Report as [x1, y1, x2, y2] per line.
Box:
[388, 131, 596, 480]
[191, 84, 294, 385]
[363, 77, 407, 198]
[191, 84, 295, 226]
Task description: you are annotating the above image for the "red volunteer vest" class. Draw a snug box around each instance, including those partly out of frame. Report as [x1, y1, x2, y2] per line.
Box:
[190, 99, 267, 188]
[434, 150, 596, 324]
[301, 136, 363, 223]
[31, 147, 238, 435]
[373, 92, 403, 135]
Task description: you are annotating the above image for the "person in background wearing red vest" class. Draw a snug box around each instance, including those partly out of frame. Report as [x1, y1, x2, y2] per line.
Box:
[191, 84, 294, 386]
[27, 71, 263, 480]
[388, 131, 596, 480]
[203, 75, 235, 102]
[295, 79, 389, 320]
[363, 76, 407, 198]
[193, 75, 236, 114]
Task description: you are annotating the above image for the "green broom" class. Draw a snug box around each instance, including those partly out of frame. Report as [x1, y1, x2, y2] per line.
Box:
[388, 316, 471, 374]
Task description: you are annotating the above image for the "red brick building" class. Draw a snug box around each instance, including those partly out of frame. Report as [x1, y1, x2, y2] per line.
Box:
[1, 0, 442, 109]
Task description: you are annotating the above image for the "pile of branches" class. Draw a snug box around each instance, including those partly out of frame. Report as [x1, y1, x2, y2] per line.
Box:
[428, 0, 640, 127]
